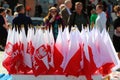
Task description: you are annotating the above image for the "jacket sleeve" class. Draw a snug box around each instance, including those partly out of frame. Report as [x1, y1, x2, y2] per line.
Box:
[61, 9, 69, 25]
[68, 13, 75, 32]
[28, 17, 32, 25]
[0, 16, 5, 26]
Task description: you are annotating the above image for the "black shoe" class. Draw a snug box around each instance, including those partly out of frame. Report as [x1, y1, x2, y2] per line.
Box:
[116, 68, 120, 71]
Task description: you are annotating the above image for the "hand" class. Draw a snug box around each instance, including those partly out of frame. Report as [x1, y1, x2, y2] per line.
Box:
[49, 16, 55, 23]
[116, 27, 120, 33]
[3, 24, 9, 30]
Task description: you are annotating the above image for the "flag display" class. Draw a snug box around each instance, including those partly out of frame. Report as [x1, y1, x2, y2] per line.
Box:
[2, 26, 119, 80]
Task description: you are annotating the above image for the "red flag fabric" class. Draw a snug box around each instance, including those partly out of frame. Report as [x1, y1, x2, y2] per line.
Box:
[32, 45, 50, 76]
[53, 45, 63, 74]
[63, 29, 81, 76]
[53, 28, 64, 74]
[18, 42, 31, 74]
[27, 41, 35, 55]
[64, 46, 81, 77]
[3, 29, 24, 74]
[19, 28, 33, 73]
[2, 27, 119, 79]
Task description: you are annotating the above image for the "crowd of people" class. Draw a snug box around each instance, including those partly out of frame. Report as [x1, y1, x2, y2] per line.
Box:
[0, 4, 32, 51]
[0, 0, 120, 59]
[43, 0, 120, 60]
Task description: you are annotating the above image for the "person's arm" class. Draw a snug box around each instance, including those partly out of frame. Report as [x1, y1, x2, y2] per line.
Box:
[12, 18, 15, 29]
[84, 13, 90, 26]
[116, 27, 120, 33]
[28, 17, 32, 24]
[0, 16, 8, 30]
[58, 16, 65, 31]
[90, 15, 95, 28]
[68, 13, 75, 32]
[61, 9, 66, 18]
[3, 24, 8, 30]
[4, 17, 9, 30]
[43, 17, 53, 29]
[61, 9, 68, 25]
[101, 13, 107, 28]
[0, 16, 5, 27]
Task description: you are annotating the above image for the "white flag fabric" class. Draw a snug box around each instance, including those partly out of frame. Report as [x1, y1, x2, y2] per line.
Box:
[3, 26, 119, 79]
[61, 27, 70, 69]
[63, 28, 79, 70]
[48, 28, 54, 68]
[19, 28, 32, 68]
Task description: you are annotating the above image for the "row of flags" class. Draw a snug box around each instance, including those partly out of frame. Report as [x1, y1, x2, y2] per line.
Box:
[2, 26, 119, 80]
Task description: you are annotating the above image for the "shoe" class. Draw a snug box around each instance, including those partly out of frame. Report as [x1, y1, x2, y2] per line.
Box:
[116, 68, 120, 71]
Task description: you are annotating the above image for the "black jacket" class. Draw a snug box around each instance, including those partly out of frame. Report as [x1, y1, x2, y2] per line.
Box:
[68, 11, 89, 31]
[13, 13, 32, 35]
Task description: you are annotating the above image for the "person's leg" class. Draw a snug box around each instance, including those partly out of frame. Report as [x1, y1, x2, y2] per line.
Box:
[0, 37, 4, 51]
[118, 52, 120, 60]
[116, 52, 120, 71]
[0, 45, 4, 51]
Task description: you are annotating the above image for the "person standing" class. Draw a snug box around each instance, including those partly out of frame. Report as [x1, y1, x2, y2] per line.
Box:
[6, 8, 13, 24]
[2, 1, 9, 9]
[59, 4, 65, 12]
[113, 5, 120, 59]
[12, 4, 32, 36]
[95, 4, 107, 32]
[35, 3, 42, 17]
[87, 1, 95, 18]
[60, 0, 72, 26]
[0, 7, 8, 51]
[68, 2, 89, 32]
[106, 0, 113, 30]
[90, 9, 97, 29]
[43, 7, 64, 41]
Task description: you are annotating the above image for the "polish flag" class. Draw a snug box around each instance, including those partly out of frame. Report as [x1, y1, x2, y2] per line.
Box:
[46, 28, 55, 74]
[3, 28, 23, 74]
[63, 28, 82, 76]
[53, 27, 64, 74]
[97, 29, 116, 76]
[32, 28, 50, 76]
[19, 28, 32, 73]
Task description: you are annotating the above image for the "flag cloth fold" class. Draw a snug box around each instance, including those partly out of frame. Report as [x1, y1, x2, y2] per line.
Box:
[2, 27, 119, 79]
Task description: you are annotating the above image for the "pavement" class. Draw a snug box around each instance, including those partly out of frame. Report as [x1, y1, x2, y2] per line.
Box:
[0, 51, 8, 74]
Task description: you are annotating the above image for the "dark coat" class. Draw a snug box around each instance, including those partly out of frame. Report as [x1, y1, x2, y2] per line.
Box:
[44, 15, 64, 41]
[0, 15, 8, 46]
[12, 13, 32, 35]
[113, 17, 120, 52]
[60, 8, 71, 26]
[68, 11, 89, 31]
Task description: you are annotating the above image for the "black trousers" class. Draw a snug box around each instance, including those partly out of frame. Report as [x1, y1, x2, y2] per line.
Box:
[0, 27, 8, 47]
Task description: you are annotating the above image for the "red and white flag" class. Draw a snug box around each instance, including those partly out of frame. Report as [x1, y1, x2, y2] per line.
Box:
[63, 28, 82, 76]
[45, 28, 55, 74]
[61, 27, 70, 70]
[32, 29, 50, 76]
[53, 27, 64, 73]
[97, 29, 118, 75]
[3, 28, 23, 74]
[19, 28, 32, 73]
